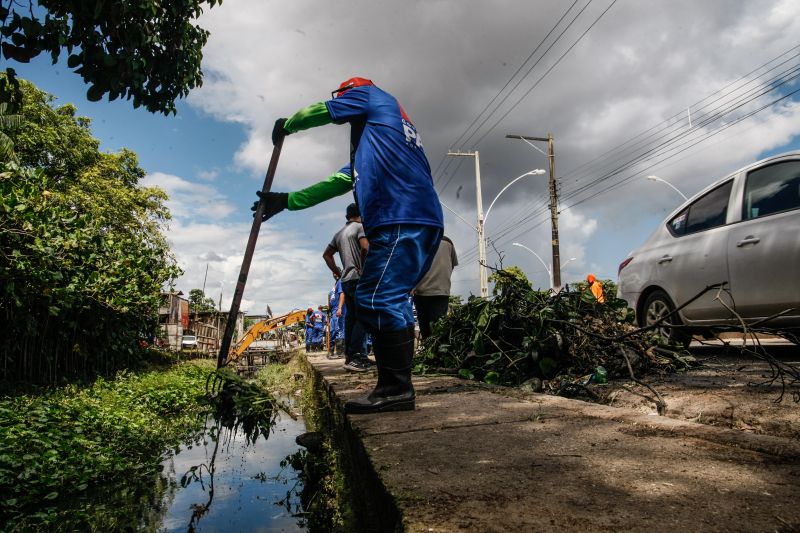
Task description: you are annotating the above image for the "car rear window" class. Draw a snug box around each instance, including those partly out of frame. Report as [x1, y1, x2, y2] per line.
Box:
[668, 180, 732, 236]
[743, 160, 800, 220]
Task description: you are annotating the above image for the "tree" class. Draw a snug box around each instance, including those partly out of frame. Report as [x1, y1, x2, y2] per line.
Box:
[189, 288, 217, 313]
[488, 266, 531, 296]
[0, 1, 223, 114]
[0, 101, 21, 159]
[6, 80, 102, 180]
[0, 78, 181, 383]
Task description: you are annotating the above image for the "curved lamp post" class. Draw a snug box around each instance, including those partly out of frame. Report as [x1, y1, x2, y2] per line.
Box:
[512, 242, 576, 290]
[646, 175, 688, 201]
[483, 169, 545, 227]
[440, 168, 544, 297]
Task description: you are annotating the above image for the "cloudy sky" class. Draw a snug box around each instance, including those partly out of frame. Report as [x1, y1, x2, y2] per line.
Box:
[15, 0, 800, 315]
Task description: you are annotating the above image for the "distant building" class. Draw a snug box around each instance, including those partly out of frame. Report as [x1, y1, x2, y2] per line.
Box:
[189, 310, 244, 354]
[158, 291, 189, 350]
[158, 291, 244, 353]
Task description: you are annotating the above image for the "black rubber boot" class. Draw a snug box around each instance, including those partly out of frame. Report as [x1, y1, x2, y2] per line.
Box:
[345, 327, 416, 414]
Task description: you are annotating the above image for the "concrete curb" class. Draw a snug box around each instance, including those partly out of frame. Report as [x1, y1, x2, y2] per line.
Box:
[302, 352, 800, 532]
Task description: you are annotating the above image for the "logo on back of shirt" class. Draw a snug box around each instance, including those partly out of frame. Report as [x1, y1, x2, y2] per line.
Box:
[402, 119, 423, 149]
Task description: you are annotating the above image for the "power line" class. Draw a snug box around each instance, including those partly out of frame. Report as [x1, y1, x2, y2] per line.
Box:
[475, 79, 800, 257]
[561, 66, 800, 205]
[430, 0, 585, 186]
[471, 0, 618, 148]
[561, 83, 800, 211]
[455, 0, 594, 150]
[560, 60, 800, 201]
[558, 43, 800, 183]
[450, 0, 583, 153]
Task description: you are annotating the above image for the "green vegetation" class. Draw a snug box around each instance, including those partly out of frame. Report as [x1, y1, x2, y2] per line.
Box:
[189, 288, 218, 313]
[288, 357, 355, 532]
[255, 356, 305, 396]
[204, 368, 278, 445]
[0, 78, 180, 384]
[0, 1, 223, 114]
[0, 360, 213, 531]
[0, 102, 21, 159]
[419, 268, 692, 389]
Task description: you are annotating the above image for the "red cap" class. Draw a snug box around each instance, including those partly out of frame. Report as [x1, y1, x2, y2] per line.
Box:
[332, 77, 374, 98]
[307, 307, 313, 313]
[586, 274, 596, 283]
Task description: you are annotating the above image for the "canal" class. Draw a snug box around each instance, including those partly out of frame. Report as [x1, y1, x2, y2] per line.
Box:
[156, 410, 307, 532]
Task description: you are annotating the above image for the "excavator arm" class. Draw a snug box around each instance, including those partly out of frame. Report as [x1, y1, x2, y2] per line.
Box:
[228, 309, 307, 363]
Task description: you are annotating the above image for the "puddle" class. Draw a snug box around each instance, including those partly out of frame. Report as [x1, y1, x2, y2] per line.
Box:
[156, 409, 308, 532]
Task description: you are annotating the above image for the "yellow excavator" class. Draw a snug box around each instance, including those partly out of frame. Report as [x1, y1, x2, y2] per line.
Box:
[227, 309, 307, 363]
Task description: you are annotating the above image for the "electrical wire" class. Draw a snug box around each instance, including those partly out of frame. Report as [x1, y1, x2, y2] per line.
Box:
[430, 0, 585, 187]
[559, 44, 800, 184]
[470, 0, 619, 148]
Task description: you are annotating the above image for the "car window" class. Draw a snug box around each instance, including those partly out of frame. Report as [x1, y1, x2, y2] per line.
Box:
[668, 209, 688, 236]
[743, 160, 800, 220]
[683, 180, 733, 235]
[668, 181, 732, 236]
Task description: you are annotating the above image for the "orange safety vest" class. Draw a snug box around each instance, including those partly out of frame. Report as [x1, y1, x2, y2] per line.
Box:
[590, 281, 605, 303]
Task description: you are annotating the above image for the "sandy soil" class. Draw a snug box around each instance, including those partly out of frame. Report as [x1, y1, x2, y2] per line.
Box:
[602, 342, 800, 440]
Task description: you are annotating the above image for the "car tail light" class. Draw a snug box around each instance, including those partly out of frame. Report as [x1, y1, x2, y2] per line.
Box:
[618, 257, 633, 276]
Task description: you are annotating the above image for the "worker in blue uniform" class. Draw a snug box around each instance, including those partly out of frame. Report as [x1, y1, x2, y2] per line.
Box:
[304, 307, 314, 352]
[311, 306, 327, 351]
[329, 279, 346, 358]
[255, 77, 443, 413]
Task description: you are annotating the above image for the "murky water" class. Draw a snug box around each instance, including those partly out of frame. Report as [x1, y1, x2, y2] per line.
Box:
[156, 410, 307, 533]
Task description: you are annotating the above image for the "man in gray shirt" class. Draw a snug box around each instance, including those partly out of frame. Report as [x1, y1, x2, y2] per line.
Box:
[323, 203, 372, 371]
[414, 236, 458, 339]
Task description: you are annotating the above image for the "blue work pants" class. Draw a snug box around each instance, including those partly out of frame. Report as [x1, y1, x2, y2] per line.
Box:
[355, 224, 442, 333]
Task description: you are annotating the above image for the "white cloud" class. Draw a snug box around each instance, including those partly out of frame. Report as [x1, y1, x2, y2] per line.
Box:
[143, 172, 236, 221]
[197, 168, 219, 181]
[144, 171, 338, 314]
[162, 0, 800, 298]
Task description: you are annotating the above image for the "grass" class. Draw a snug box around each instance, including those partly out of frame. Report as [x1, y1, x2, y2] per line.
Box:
[0, 359, 215, 531]
[255, 355, 306, 397]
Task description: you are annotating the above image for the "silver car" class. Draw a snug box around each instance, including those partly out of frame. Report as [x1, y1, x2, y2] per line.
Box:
[181, 335, 198, 350]
[618, 151, 800, 344]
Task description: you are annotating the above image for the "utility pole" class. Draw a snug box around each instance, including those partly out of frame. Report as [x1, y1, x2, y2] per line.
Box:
[447, 150, 488, 297]
[505, 133, 562, 289]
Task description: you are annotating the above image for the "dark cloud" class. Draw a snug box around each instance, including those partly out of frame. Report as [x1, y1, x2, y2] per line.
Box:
[184, 0, 800, 300]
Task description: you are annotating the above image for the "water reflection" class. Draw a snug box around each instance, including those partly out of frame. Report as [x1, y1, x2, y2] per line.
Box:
[158, 411, 307, 533]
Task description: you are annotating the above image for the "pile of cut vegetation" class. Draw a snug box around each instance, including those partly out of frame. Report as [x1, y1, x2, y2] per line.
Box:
[418, 268, 693, 399]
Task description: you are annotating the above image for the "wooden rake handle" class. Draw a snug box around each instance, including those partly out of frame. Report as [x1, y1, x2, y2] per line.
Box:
[216, 136, 285, 368]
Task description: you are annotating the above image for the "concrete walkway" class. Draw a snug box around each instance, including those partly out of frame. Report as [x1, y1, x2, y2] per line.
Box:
[305, 354, 800, 532]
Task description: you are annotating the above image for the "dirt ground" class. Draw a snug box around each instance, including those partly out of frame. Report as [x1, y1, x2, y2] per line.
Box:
[602, 341, 800, 440]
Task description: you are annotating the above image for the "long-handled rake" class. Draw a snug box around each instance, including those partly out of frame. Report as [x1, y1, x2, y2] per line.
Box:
[216, 136, 285, 369]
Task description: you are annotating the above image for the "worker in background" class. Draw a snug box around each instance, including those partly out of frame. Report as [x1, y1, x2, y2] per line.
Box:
[327, 279, 344, 359]
[323, 203, 371, 372]
[304, 307, 314, 352]
[586, 274, 606, 303]
[253, 77, 443, 413]
[312, 305, 327, 351]
[332, 279, 346, 357]
[413, 236, 458, 340]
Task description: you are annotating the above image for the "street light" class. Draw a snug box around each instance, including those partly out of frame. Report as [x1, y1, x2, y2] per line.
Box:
[646, 175, 688, 201]
[440, 167, 543, 297]
[483, 169, 545, 227]
[513, 242, 576, 290]
[562, 257, 578, 270]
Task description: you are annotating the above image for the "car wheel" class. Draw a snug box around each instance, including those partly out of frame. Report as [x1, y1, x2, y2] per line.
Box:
[641, 290, 692, 347]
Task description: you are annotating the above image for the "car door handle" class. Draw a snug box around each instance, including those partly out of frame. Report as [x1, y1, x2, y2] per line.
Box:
[736, 236, 760, 247]
[658, 255, 673, 264]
